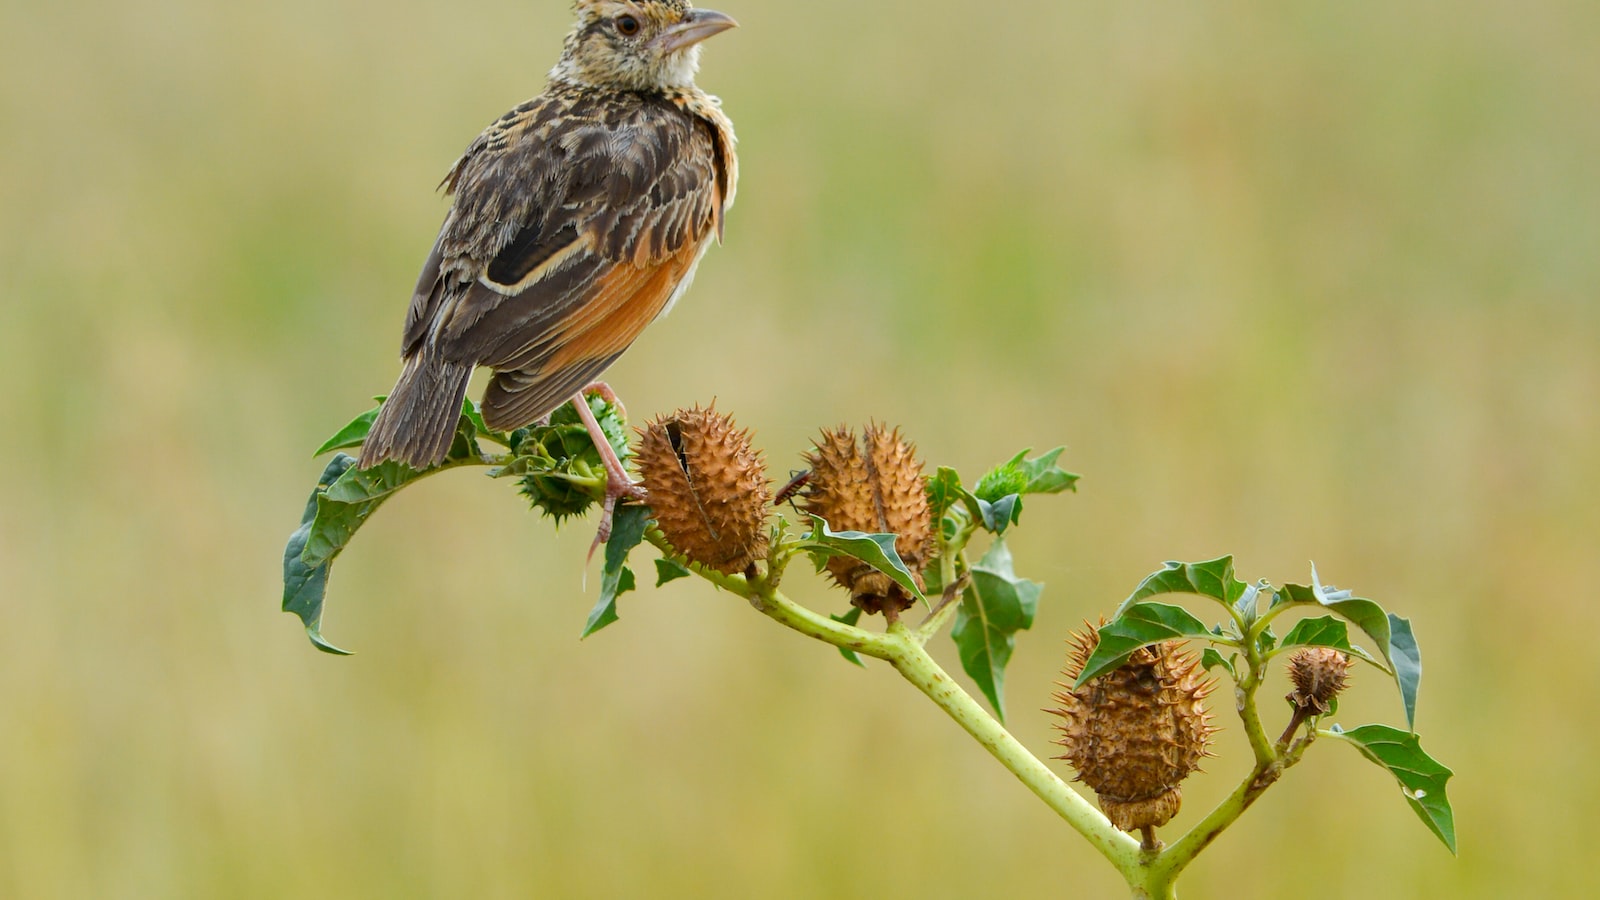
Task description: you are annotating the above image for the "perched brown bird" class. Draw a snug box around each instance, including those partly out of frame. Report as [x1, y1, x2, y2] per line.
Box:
[359, 0, 738, 533]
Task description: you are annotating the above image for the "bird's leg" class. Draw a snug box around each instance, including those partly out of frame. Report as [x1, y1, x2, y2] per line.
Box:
[578, 381, 628, 421]
[570, 386, 645, 559]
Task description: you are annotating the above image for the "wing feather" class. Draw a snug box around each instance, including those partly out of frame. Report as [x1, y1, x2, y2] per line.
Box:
[402, 89, 730, 429]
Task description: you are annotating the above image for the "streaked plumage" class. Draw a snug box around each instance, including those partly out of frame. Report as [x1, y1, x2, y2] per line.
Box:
[359, 0, 737, 470]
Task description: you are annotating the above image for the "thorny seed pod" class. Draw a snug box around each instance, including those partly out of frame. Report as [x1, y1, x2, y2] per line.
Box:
[1049, 624, 1216, 834]
[800, 424, 933, 617]
[635, 405, 770, 574]
[1286, 647, 1351, 714]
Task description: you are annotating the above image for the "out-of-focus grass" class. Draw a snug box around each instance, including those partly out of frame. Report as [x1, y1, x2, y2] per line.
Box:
[1, 0, 1597, 895]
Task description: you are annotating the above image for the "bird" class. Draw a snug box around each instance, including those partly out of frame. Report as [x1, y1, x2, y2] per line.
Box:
[357, 0, 739, 540]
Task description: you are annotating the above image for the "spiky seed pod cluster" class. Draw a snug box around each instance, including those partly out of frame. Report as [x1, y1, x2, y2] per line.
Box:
[635, 405, 770, 574]
[1049, 625, 1217, 833]
[1286, 647, 1351, 714]
[800, 424, 933, 617]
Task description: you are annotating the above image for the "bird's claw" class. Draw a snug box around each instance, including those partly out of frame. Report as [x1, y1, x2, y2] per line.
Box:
[587, 476, 647, 563]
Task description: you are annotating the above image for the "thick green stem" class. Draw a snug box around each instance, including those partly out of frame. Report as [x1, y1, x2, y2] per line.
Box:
[882, 622, 1141, 868]
[649, 524, 1318, 896]
[1236, 624, 1279, 767]
[699, 556, 1141, 873]
[1144, 763, 1270, 889]
[753, 588, 900, 662]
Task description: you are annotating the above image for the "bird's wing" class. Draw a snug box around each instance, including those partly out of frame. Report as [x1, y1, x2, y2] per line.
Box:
[388, 92, 728, 430]
[400, 93, 725, 427]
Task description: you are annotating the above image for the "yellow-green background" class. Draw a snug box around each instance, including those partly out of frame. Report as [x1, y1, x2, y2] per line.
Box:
[2, 0, 1595, 896]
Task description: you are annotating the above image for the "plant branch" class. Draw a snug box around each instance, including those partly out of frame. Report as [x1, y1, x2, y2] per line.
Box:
[672, 545, 1141, 874]
[913, 571, 968, 645]
[1235, 624, 1279, 767]
[882, 621, 1141, 871]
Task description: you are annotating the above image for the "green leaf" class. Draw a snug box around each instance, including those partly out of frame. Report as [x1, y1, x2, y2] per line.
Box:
[1115, 556, 1249, 617]
[1328, 724, 1456, 854]
[966, 448, 1078, 534]
[830, 607, 867, 667]
[799, 517, 926, 605]
[926, 467, 967, 525]
[979, 494, 1022, 534]
[281, 455, 358, 655]
[321, 460, 421, 504]
[1276, 616, 1378, 666]
[1075, 602, 1215, 686]
[581, 505, 652, 639]
[951, 539, 1042, 721]
[285, 398, 501, 654]
[1388, 614, 1421, 730]
[314, 406, 380, 455]
[1201, 647, 1236, 680]
[297, 460, 419, 570]
[975, 447, 1080, 500]
[1235, 582, 1264, 622]
[654, 558, 691, 587]
[1016, 447, 1079, 495]
[1274, 568, 1422, 729]
[459, 397, 500, 444]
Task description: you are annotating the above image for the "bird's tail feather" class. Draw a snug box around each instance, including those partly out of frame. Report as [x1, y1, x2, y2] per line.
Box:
[357, 354, 473, 469]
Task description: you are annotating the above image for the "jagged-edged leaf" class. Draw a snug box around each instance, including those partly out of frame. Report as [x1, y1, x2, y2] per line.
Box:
[281, 455, 359, 655]
[1275, 616, 1378, 666]
[1115, 556, 1249, 617]
[1274, 571, 1421, 729]
[1075, 602, 1215, 686]
[967, 448, 1078, 534]
[830, 607, 867, 667]
[1328, 724, 1456, 854]
[321, 460, 420, 504]
[285, 398, 503, 654]
[1017, 447, 1079, 495]
[926, 467, 967, 525]
[1201, 647, 1237, 680]
[799, 517, 926, 604]
[314, 406, 380, 455]
[460, 398, 502, 444]
[317, 397, 496, 459]
[1235, 582, 1264, 622]
[654, 558, 691, 587]
[951, 539, 1042, 721]
[297, 460, 421, 569]
[582, 504, 652, 638]
[980, 494, 1021, 534]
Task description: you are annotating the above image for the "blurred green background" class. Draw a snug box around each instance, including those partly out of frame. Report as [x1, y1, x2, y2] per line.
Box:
[2, 0, 1596, 896]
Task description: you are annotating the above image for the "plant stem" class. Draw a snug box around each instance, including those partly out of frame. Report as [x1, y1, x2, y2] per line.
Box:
[1144, 762, 1271, 889]
[881, 622, 1142, 869]
[646, 524, 1328, 895]
[912, 573, 967, 645]
[691, 552, 1142, 872]
[1236, 624, 1278, 767]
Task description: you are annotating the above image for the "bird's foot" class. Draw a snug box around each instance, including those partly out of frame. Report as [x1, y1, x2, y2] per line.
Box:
[570, 387, 645, 562]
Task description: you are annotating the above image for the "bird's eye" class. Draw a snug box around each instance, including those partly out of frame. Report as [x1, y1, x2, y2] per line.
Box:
[615, 15, 641, 36]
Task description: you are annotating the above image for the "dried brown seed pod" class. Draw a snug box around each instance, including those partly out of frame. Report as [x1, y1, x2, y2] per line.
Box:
[635, 405, 770, 574]
[1286, 647, 1351, 714]
[800, 424, 933, 617]
[1049, 624, 1216, 833]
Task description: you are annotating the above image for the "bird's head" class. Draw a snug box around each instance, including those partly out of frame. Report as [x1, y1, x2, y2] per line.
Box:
[552, 1, 738, 92]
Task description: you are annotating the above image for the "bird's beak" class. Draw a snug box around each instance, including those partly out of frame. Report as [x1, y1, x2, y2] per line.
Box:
[652, 8, 739, 55]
